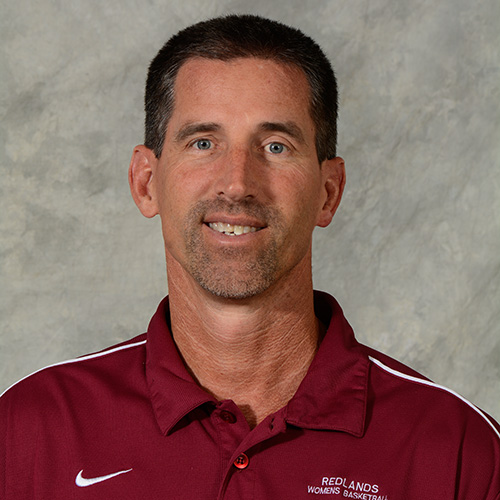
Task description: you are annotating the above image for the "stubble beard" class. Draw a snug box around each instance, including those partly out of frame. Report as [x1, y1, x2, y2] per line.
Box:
[183, 199, 285, 300]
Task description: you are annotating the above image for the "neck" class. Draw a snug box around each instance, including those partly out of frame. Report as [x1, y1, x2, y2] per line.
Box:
[166, 256, 321, 428]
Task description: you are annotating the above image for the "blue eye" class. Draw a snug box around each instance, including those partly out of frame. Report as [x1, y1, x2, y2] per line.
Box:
[194, 139, 212, 150]
[266, 142, 286, 154]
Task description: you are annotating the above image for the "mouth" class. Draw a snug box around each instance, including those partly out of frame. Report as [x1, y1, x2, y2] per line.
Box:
[207, 222, 263, 236]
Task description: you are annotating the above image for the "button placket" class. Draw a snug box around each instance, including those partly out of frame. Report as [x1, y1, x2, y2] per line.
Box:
[213, 401, 250, 476]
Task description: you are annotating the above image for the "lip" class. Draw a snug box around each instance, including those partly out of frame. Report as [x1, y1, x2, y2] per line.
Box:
[202, 221, 266, 242]
[203, 213, 266, 229]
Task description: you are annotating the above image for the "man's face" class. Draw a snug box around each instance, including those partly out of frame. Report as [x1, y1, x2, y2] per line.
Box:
[145, 57, 342, 299]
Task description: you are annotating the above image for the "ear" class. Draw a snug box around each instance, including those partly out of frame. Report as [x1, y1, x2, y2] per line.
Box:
[128, 145, 159, 218]
[316, 157, 346, 228]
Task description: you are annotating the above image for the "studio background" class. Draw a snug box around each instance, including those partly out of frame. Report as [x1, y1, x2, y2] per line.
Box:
[1, 0, 499, 420]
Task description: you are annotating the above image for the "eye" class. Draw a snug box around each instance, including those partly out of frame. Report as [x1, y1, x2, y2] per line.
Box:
[265, 142, 287, 154]
[193, 138, 213, 150]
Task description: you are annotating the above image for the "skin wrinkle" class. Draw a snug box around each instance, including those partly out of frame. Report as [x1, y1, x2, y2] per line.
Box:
[154, 60, 324, 302]
[169, 264, 322, 428]
[130, 57, 345, 427]
[184, 198, 284, 299]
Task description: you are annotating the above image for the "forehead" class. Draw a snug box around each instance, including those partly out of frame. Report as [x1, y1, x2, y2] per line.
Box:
[170, 57, 313, 129]
[175, 56, 309, 86]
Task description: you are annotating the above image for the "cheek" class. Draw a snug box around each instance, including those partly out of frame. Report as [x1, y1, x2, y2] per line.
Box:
[156, 168, 202, 214]
[277, 174, 323, 223]
[153, 172, 185, 242]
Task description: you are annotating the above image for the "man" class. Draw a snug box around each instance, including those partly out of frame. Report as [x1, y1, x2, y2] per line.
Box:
[1, 14, 499, 500]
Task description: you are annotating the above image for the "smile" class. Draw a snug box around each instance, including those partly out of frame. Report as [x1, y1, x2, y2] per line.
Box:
[208, 222, 262, 236]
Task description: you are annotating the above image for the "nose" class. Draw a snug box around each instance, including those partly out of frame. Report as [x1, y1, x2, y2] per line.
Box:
[214, 147, 258, 202]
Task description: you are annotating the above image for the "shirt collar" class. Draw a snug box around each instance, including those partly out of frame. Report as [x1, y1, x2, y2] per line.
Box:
[146, 297, 215, 435]
[146, 292, 369, 437]
[285, 291, 369, 437]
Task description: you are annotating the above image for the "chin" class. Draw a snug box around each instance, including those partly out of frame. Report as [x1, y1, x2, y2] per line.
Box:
[195, 272, 276, 300]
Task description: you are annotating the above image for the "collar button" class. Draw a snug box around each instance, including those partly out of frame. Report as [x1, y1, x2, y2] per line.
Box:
[220, 410, 237, 423]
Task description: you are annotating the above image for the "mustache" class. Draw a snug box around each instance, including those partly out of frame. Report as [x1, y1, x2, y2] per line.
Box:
[188, 198, 279, 223]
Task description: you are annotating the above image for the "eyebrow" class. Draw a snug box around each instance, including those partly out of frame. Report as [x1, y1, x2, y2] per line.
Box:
[258, 121, 306, 144]
[174, 122, 221, 143]
[173, 120, 307, 144]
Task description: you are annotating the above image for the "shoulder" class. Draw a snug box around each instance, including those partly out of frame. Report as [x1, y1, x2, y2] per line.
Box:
[0, 335, 148, 498]
[0, 334, 147, 411]
[0, 334, 148, 453]
[364, 347, 500, 494]
[366, 348, 500, 439]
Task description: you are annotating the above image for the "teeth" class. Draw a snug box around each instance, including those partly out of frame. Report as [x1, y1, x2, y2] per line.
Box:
[208, 222, 259, 236]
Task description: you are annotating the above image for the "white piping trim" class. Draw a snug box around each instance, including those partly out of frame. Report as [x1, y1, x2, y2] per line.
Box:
[369, 356, 500, 441]
[0, 339, 147, 399]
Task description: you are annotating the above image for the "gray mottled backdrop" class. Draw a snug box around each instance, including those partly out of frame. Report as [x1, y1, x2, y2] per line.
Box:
[1, 0, 499, 420]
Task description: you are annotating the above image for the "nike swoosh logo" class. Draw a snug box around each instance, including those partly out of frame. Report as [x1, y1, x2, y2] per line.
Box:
[75, 468, 133, 487]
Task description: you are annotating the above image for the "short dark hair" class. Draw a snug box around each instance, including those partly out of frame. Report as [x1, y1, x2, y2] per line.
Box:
[145, 14, 338, 162]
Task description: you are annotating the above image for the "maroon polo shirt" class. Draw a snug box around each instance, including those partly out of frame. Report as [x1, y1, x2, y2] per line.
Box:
[1, 292, 499, 499]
